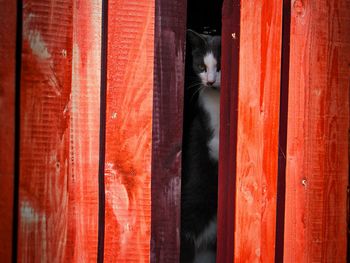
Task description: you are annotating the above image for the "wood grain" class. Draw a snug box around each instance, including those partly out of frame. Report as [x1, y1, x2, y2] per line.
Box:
[0, 0, 17, 261]
[217, 0, 240, 262]
[233, 1, 283, 262]
[68, 0, 101, 261]
[104, 0, 154, 261]
[18, 1, 74, 261]
[284, 0, 350, 262]
[151, 0, 186, 261]
[18, 0, 100, 261]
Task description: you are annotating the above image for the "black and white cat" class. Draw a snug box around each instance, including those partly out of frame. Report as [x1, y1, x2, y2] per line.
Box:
[181, 30, 221, 263]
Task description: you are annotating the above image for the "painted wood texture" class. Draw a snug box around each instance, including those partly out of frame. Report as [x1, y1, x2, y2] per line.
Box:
[233, 1, 283, 262]
[217, 0, 240, 262]
[284, 0, 350, 262]
[150, 0, 186, 262]
[69, 0, 101, 261]
[0, 0, 17, 261]
[104, 0, 154, 261]
[18, 0, 100, 261]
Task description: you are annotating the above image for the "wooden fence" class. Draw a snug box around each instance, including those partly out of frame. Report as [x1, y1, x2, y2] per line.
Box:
[0, 0, 349, 262]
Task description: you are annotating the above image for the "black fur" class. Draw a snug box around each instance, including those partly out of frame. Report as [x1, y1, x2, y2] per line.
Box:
[181, 30, 220, 263]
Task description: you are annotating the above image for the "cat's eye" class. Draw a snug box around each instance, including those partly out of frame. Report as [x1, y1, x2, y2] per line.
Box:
[198, 64, 206, 72]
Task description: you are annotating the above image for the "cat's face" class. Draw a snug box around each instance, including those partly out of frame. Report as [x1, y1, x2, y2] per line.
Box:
[187, 30, 221, 90]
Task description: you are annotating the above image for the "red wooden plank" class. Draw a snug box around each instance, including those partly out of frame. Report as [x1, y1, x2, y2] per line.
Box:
[151, 0, 186, 261]
[217, 0, 240, 262]
[18, 0, 100, 261]
[68, 0, 101, 261]
[104, 0, 154, 261]
[233, 1, 283, 262]
[0, 0, 17, 261]
[284, 0, 350, 262]
[18, 1, 74, 260]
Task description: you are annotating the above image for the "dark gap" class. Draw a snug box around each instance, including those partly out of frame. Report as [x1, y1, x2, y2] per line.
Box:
[180, 0, 223, 262]
[275, 0, 291, 262]
[184, 0, 223, 120]
[186, 0, 223, 33]
[12, 0, 23, 262]
[97, 0, 108, 262]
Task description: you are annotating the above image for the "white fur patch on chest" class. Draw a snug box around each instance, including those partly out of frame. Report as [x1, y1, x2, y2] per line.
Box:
[199, 88, 220, 161]
[193, 250, 216, 263]
[195, 216, 217, 249]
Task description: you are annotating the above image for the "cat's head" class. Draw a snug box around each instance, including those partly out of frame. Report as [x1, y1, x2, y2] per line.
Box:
[187, 29, 221, 90]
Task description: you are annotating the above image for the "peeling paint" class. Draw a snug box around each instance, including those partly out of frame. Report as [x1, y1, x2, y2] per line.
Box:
[23, 13, 51, 60]
[20, 201, 40, 224]
[22, 12, 62, 97]
[241, 185, 254, 205]
[27, 30, 51, 59]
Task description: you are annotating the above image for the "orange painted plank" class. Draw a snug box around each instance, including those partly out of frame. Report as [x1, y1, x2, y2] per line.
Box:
[0, 0, 17, 261]
[104, 0, 154, 262]
[284, 0, 350, 262]
[18, 0, 100, 261]
[18, 1, 74, 260]
[68, 0, 101, 261]
[234, 1, 283, 262]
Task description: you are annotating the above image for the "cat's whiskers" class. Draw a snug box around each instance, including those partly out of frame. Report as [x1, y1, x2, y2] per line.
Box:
[182, 30, 221, 263]
[190, 85, 207, 102]
[187, 82, 202, 89]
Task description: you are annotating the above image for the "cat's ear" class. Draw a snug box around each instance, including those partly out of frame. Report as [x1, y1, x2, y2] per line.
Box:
[187, 29, 206, 50]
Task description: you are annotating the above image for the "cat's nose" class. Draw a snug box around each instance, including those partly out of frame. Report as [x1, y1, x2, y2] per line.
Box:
[207, 81, 215, 86]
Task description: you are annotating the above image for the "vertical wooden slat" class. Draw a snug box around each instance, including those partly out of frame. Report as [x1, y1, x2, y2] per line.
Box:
[151, 0, 186, 261]
[103, 0, 154, 261]
[19, 1, 73, 261]
[18, 0, 100, 261]
[69, 0, 101, 261]
[0, 0, 17, 261]
[217, 0, 240, 262]
[284, 0, 350, 262]
[233, 1, 283, 262]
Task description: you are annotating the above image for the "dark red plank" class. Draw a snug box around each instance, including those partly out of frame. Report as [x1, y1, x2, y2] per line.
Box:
[0, 0, 17, 261]
[151, 0, 187, 262]
[217, 0, 240, 262]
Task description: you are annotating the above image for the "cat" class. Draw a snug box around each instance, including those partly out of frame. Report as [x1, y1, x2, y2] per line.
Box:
[181, 29, 221, 263]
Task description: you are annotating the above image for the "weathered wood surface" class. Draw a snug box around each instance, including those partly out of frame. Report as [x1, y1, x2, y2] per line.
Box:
[0, 0, 17, 261]
[69, 0, 101, 261]
[234, 1, 283, 262]
[104, 0, 154, 261]
[217, 0, 240, 262]
[284, 0, 350, 262]
[150, 0, 186, 261]
[18, 0, 100, 261]
[18, 1, 74, 260]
